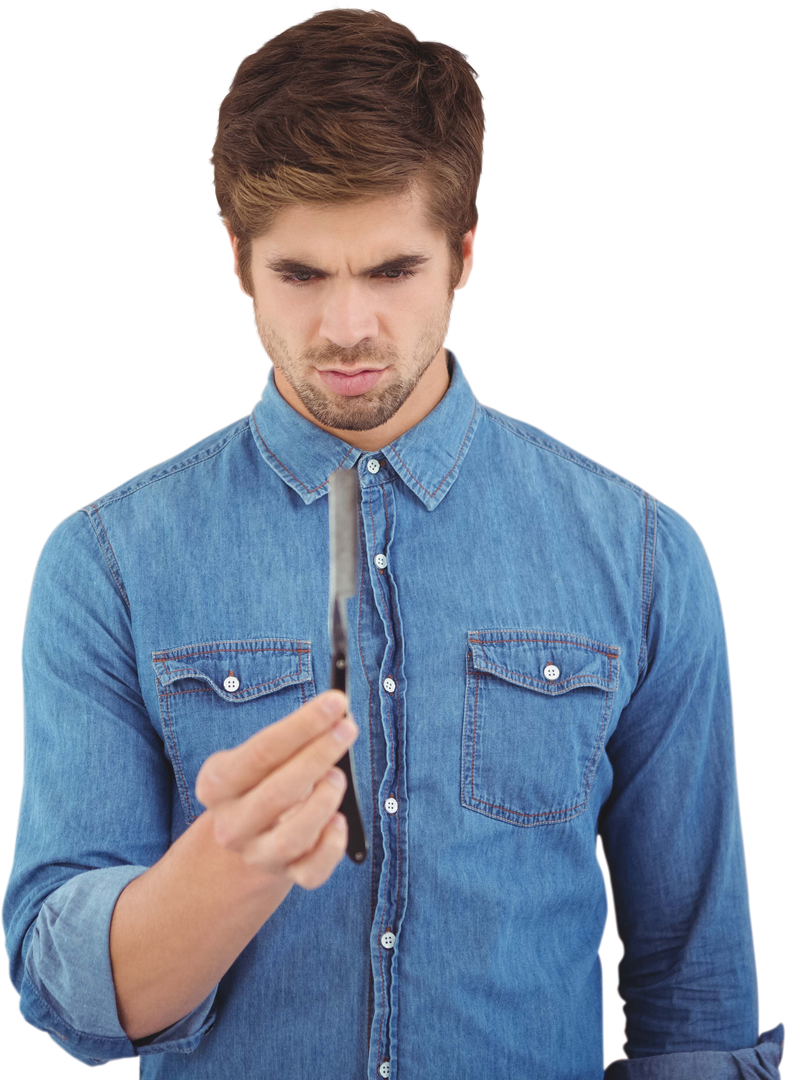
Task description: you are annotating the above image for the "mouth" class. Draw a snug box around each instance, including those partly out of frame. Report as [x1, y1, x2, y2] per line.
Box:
[318, 367, 386, 374]
[317, 366, 388, 396]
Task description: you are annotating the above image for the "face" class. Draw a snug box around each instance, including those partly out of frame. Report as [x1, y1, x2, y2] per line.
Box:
[226, 182, 476, 450]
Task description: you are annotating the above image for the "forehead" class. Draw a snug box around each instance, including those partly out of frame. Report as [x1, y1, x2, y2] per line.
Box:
[259, 185, 430, 250]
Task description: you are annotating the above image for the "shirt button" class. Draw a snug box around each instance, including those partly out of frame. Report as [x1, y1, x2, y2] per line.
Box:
[383, 676, 396, 693]
[379, 1062, 391, 1077]
[381, 929, 395, 949]
[374, 553, 388, 569]
[543, 663, 560, 682]
[223, 671, 240, 692]
[385, 796, 398, 815]
[366, 458, 381, 473]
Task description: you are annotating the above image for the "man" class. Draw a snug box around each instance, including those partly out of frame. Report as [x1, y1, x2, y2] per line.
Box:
[3, 8, 781, 1080]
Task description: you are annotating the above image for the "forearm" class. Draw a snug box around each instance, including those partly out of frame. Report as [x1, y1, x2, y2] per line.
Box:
[109, 807, 293, 1041]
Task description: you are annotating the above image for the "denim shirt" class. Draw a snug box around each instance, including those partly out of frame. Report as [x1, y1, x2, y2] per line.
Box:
[3, 350, 782, 1079]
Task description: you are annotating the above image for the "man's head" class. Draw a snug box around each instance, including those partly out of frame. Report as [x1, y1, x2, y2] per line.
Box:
[211, 9, 484, 447]
[224, 182, 476, 443]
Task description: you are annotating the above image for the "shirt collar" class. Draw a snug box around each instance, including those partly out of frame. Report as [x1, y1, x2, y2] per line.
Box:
[249, 349, 481, 511]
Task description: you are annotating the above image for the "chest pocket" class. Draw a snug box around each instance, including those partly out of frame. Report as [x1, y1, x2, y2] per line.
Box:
[152, 637, 316, 824]
[461, 628, 619, 827]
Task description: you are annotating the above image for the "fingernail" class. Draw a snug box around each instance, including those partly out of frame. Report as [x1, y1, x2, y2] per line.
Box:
[322, 692, 346, 717]
[327, 767, 345, 789]
[332, 718, 356, 742]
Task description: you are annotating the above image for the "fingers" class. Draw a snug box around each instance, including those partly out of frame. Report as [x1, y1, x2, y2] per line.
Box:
[195, 689, 348, 807]
[212, 712, 358, 851]
[287, 813, 349, 891]
[243, 770, 350, 887]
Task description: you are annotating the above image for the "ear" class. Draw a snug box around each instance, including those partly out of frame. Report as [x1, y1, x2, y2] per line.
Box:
[223, 220, 240, 278]
[456, 221, 478, 290]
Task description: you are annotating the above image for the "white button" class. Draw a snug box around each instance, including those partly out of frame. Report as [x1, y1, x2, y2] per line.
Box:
[366, 458, 380, 473]
[379, 1062, 390, 1077]
[374, 553, 388, 569]
[223, 671, 240, 692]
[543, 663, 560, 682]
[381, 930, 395, 949]
[384, 796, 398, 815]
[383, 677, 396, 693]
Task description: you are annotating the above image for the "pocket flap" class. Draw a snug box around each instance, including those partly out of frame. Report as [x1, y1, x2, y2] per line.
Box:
[152, 637, 312, 703]
[468, 628, 619, 694]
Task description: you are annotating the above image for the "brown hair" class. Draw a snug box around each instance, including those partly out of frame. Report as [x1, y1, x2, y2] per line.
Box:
[210, 8, 484, 297]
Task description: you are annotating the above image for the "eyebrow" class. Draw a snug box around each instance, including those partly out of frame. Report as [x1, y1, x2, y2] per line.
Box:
[264, 252, 432, 278]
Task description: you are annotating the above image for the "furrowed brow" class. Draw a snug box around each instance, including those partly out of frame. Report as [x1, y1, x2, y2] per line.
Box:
[264, 252, 432, 277]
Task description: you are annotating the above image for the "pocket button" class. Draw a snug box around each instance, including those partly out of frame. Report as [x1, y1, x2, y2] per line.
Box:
[543, 663, 560, 681]
[223, 671, 240, 692]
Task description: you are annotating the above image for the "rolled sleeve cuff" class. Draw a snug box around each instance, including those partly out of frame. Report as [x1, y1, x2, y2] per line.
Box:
[604, 1023, 784, 1080]
[19, 864, 218, 1064]
[19, 970, 217, 1065]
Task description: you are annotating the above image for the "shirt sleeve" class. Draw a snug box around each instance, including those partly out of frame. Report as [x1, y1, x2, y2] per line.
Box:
[2, 509, 220, 1066]
[599, 498, 783, 1079]
[603, 1024, 784, 1079]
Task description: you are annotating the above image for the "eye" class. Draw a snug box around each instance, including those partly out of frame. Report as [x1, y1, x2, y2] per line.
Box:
[279, 268, 418, 288]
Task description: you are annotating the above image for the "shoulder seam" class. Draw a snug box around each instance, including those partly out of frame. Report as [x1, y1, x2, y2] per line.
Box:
[80, 506, 131, 613]
[637, 493, 658, 677]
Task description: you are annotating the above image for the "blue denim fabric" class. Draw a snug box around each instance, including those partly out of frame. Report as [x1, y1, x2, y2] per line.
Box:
[3, 350, 782, 1078]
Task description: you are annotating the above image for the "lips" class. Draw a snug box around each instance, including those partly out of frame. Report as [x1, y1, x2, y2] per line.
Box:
[318, 367, 387, 396]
